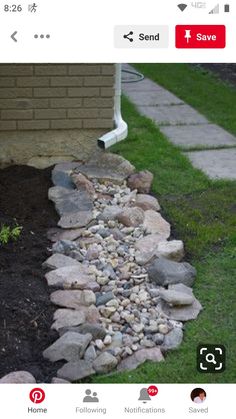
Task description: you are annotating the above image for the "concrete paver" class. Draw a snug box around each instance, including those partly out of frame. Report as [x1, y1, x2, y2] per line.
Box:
[137, 104, 208, 126]
[185, 149, 236, 180]
[161, 124, 236, 148]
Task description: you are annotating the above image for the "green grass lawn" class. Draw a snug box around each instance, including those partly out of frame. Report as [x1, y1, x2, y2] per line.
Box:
[90, 94, 236, 384]
[133, 64, 236, 136]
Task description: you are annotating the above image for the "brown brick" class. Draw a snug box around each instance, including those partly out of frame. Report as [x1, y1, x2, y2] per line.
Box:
[0, 78, 15, 87]
[68, 65, 101, 76]
[17, 120, 50, 130]
[34, 65, 67, 76]
[50, 119, 82, 129]
[0, 99, 49, 109]
[50, 98, 82, 108]
[101, 87, 115, 97]
[17, 77, 50, 87]
[1, 110, 33, 120]
[34, 87, 66, 98]
[68, 108, 114, 119]
[83, 98, 114, 108]
[84, 76, 114, 87]
[83, 119, 114, 129]
[35, 109, 66, 119]
[0, 120, 17, 130]
[68, 87, 99, 97]
[101, 65, 115, 75]
[50, 77, 83, 87]
[0, 65, 33, 76]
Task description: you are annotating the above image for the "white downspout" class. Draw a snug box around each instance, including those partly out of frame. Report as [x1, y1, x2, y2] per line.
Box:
[97, 63, 128, 149]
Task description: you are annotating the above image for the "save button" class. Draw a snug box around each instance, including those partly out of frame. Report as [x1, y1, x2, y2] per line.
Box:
[175, 25, 226, 49]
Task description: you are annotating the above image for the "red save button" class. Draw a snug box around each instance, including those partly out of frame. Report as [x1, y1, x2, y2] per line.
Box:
[176, 25, 226, 48]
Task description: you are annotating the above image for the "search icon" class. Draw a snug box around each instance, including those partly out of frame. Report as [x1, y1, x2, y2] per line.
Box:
[206, 353, 217, 364]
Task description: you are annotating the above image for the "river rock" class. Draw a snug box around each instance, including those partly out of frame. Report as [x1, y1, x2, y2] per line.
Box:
[117, 347, 164, 372]
[147, 257, 196, 287]
[134, 194, 160, 211]
[50, 289, 96, 309]
[57, 361, 95, 381]
[58, 210, 93, 229]
[43, 332, 92, 362]
[127, 170, 153, 193]
[52, 240, 78, 255]
[117, 207, 144, 227]
[93, 352, 118, 374]
[143, 210, 171, 237]
[0, 371, 36, 384]
[96, 292, 114, 306]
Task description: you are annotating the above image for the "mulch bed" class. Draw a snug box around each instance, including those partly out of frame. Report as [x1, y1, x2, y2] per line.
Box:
[0, 165, 63, 382]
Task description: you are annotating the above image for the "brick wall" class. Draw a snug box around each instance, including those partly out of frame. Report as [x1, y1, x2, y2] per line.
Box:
[0, 64, 115, 131]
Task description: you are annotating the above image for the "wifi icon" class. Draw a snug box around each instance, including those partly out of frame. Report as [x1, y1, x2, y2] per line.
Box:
[178, 3, 188, 12]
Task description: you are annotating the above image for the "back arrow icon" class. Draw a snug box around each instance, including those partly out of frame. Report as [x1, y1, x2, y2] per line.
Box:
[11, 31, 18, 42]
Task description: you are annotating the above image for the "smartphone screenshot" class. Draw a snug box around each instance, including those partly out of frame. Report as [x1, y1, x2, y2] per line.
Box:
[0, 1, 235, 418]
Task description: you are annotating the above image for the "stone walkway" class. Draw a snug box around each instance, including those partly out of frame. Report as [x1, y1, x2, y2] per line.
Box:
[122, 65, 236, 180]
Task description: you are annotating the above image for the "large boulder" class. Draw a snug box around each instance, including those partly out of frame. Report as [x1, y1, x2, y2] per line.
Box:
[147, 257, 196, 287]
[117, 207, 145, 227]
[50, 289, 96, 309]
[127, 170, 153, 193]
[134, 194, 160, 211]
[43, 332, 92, 362]
[93, 352, 118, 374]
[57, 361, 95, 381]
[143, 210, 171, 237]
[162, 284, 203, 321]
[117, 348, 164, 372]
[0, 371, 36, 384]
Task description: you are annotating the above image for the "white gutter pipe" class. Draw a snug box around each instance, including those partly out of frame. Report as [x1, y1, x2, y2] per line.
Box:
[97, 63, 128, 149]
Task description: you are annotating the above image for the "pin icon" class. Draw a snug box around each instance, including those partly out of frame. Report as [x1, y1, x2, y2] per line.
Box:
[29, 388, 45, 404]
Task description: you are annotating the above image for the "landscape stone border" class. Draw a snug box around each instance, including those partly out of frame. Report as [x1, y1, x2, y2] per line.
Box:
[0, 153, 202, 384]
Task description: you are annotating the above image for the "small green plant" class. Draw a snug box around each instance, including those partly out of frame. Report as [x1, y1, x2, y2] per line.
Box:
[0, 224, 23, 245]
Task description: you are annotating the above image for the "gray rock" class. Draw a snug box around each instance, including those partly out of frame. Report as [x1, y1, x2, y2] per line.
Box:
[51, 377, 70, 384]
[43, 332, 92, 362]
[103, 264, 116, 280]
[152, 333, 165, 345]
[96, 291, 114, 306]
[99, 206, 122, 222]
[73, 153, 135, 185]
[58, 210, 93, 229]
[159, 289, 194, 306]
[161, 328, 183, 351]
[84, 345, 97, 361]
[147, 257, 196, 287]
[51, 309, 86, 331]
[134, 194, 160, 211]
[52, 162, 79, 189]
[135, 234, 167, 265]
[63, 323, 106, 340]
[45, 265, 97, 290]
[117, 347, 164, 372]
[143, 210, 171, 237]
[127, 170, 153, 193]
[50, 289, 96, 309]
[43, 254, 80, 270]
[109, 228, 124, 241]
[71, 172, 95, 196]
[93, 352, 118, 374]
[48, 186, 73, 203]
[0, 371, 36, 384]
[57, 360, 95, 382]
[156, 240, 184, 262]
[55, 190, 93, 216]
[117, 207, 145, 227]
[106, 332, 123, 349]
[52, 240, 78, 255]
[47, 228, 84, 243]
[163, 284, 202, 321]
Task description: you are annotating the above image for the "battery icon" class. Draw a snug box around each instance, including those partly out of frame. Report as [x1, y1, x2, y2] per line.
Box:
[224, 4, 230, 12]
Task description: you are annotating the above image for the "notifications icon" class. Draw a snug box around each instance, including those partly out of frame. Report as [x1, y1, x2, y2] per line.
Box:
[29, 388, 46, 404]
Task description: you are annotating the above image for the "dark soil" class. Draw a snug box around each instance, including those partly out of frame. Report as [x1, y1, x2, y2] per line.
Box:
[196, 64, 236, 86]
[0, 165, 63, 382]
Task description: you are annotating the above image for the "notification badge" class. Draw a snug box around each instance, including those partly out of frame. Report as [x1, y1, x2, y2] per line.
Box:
[29, 388, 46, 404]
